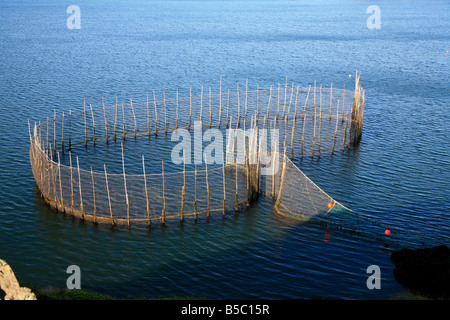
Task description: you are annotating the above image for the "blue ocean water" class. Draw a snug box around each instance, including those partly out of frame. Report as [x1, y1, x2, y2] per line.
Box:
[0, 0, 449, 299]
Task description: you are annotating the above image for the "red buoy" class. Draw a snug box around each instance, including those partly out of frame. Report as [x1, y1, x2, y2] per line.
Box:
[327, 202, 333, 209]
[385, 229, 391, 236]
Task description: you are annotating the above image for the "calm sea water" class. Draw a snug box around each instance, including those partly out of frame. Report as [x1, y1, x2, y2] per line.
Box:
[0, 0, 449, 299]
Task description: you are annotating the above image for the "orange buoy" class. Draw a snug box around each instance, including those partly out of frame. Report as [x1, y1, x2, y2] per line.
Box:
[447, 50, 449, 55]
[327, 202, 333, 209]
[385, 229, 391, 236]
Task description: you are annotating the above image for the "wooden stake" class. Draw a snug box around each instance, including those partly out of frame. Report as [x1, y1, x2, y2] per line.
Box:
[302, 85, 311, 120]
[276, 83, 280, 120]
[142, 155, 151, 226]
[121, 143, 130, 226]
[90, 105, 96, 146]
[103, 104, 108, 144]
[329, 83, 333, 118]
[130, 98, 137, 139]
[200, 85, 203, 124]
[275, 154, 287, 209]
[222, 159, 226, 217]
[318, 86, 322, 158]
[57, 152, 63, 207]
[331, 100, 339, 154]
[91, 166, 97, 223]
[104, 164, 114, 226]
[69, 151, 74, 212]
[244, 78, 248, 126]
[76, 156, 84, 219]
[153, 90, 158, 136]
[237, 83, 240, 127]
[256, 84, 259, 121]
[294, 86, 299, 120]
[266, 85, 272, 119]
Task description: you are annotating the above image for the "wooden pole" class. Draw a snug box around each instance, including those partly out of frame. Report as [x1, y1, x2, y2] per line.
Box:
[57, 152, 63, 208]
[290, 120, 295, 158]
[312, 90, 317, 159]
[153, 90, 158, 136]
[76, 156, 84, 220]
[103, 104, 108, 144]
[237, 83, 240, 127]
[331, 100, 339, 154]
[286, 82, 294, 121]
[266, 85, 272, 119]
[294, 86, 299, 120]
[121, 143, 130, 226]
[276, 83, 280, 120]
[70, 151, 74, 212]
[275, 153, 287, 209]
[222, 158, 226, 217]
[90, 104, 96, 146]
[104, 164, 114, 226]
[200, 85, 203, 124]
[282, 78, 287, 118]
[271, 141, 277, 199]
[329, 83, 333, 118]
[130, 98, 137, 139]
[256, 84, 259, 122]
[302, 85, 311, 120]
[90, 166, 97, 223]
[244, 78, 248, 126]
[142, 155, 151, 226]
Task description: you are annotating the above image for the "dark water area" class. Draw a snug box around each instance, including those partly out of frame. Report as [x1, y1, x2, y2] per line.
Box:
[0, 0, 449, 299]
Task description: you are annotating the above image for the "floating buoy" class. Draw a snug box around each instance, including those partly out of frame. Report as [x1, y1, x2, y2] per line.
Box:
[385, 229, 391, 236]
[327, 202, 333, 209]
[447, 50, 449, 55]
[348, 74, 352, 78]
